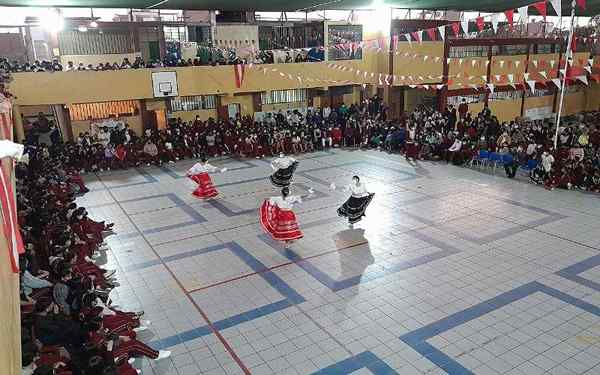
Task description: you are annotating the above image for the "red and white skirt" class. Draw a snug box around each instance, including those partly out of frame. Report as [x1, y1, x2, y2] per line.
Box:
[189, 172, 218, 200]
[259, 200, 303, 242]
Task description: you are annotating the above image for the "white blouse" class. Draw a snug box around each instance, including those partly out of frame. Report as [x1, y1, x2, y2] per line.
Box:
[347, 182, 369, 198]
[271, 156, 296, 171]
[187, 162, 218, 175]
[269, 195, 302, 210]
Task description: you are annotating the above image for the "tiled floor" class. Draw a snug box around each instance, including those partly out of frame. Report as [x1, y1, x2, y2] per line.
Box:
[81, 149, 600, 375]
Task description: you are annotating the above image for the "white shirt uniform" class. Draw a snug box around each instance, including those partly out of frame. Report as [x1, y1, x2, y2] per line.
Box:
[347, 182, 369, 198]
[269, 195, 302, 210]
[187, 162, 218, 176]
[271, 156, 296, 171]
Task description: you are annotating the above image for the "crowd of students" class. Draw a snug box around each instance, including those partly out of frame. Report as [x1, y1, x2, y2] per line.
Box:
[23, 93, 600, 195]
[17, 145, 171, 374]
[404, 103, 600, 192]
[15, 93, 600, 373]
[0, 46, 320, 75]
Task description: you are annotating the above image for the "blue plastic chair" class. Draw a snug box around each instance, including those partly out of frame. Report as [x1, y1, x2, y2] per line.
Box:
[501, 153, 514, 166]
[470, 149, 489, 169]
[519, 159, 538, 175]
[488, 152, 502, 173]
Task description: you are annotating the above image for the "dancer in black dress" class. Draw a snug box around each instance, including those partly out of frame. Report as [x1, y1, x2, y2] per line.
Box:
[337, 176, 374, 228]
[270, 153, 298, 187]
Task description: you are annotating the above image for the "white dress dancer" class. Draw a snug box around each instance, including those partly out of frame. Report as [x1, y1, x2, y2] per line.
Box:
[270, 153, 299, 188]
[336, 176, 375, 228]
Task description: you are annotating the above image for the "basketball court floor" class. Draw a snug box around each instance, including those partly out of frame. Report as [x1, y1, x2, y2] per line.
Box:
[80, 149, 600, 375]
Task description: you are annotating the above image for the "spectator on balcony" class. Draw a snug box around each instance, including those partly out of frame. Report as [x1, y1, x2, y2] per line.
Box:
[458, 99, 468, 120]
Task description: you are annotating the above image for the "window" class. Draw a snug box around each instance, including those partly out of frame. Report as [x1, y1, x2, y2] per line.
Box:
[566, 85, 584, 94]
[163, 26, 187, 42]
[261, 89, 307, 105]
[536, 44, 553, 54]
[447, 94, 484, 106]
[449, 46, 487, 58]
[169, 95, 216, 112]
[525, 88, 553, 97]
[489, 90, 523, 101]
[492, 44, 529, 56]
[69, 100, 138, 121]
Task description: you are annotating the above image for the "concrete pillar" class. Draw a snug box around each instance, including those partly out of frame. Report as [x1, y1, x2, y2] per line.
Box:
[12, 104, 25, 143]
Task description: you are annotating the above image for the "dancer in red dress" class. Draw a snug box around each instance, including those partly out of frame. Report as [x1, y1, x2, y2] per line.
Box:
[260, 187, 305, 243]
[186, 157, 227, 200]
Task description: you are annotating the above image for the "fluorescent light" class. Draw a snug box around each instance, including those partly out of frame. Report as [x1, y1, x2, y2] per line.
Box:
[78, 25, 88, 32]
[89, 21, 98, 28]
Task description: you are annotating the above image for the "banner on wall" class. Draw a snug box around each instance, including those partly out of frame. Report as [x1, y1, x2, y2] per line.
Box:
[524, 106, 554, 120]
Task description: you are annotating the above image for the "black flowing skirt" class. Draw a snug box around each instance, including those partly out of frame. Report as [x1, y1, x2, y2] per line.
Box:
[270, 161, 299, 187]
[337, 193, 375, 224]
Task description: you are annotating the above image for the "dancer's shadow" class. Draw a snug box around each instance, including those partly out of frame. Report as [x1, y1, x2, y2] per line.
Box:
[332, 228, 374, 299]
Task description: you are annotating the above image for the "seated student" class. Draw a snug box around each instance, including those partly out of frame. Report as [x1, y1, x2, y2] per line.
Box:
[321, 127, 333, 149]
[141, 139, 160, 166]
[445, 134, 463, 164]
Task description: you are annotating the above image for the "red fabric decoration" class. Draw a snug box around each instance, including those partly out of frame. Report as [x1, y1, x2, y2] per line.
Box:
[451, 22, 461, 37]
[476, 17, 484, 32]
[410, 31, 419, 42]
[426, 28, 437, 41]
[577, 0, 586, 10]
[532, 1, 547, 19]
[504, 10, 514, 29]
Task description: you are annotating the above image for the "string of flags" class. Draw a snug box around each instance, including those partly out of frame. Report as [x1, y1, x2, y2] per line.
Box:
[323, 0, 592, 55]
[244, 53, 598, 93]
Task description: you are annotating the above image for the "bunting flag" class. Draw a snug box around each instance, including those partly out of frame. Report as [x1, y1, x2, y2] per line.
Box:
[233, 63, 245, 88]
[404, 33, 412, 47]
[527, 80, 536, 93]
[487, 83, 495, 93]
[426, 28, 437, 41]
[524, 72, 530, 81]
[461, 20, 470, 35]
[476, 16, 484, 32]
[500, 60, 505, 68]
[491, 14, 499, 33]
[551, 78, 562, 89]
[509, 82, 518, 89]
[515, 61, 521, 68]
[577, 75, 588, 85]
[533, 1, 547, 19]
[504, 9, 514, 29]
[495, 74, 501, 81]
[550, 0, 561, 17]
[438, 25, 446, 41]
[508, 73, 514, 82]
[532, 60, 538, 68]
[472, 59, 478, 67]
[540, 71, 548, 79]
[451, 22, 461, 37]
[518, 5, 528, 23]
[576, 0, 586, 10]
[585, 65, 592, 74]
[550, 60, 556, 68]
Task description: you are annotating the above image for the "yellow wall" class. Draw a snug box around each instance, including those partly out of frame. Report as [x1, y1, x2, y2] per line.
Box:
[563, 91, 586, 116]
[448, 56, 489, 90]
[0, 227, 20, 375]
[393, 42, 444, 85]
[488, 99, 523, 123]
[170, 109, 218, 122]
[11, 59, 380, 106]
[585, 83, 600, 111]
[490, 55, 528, 85]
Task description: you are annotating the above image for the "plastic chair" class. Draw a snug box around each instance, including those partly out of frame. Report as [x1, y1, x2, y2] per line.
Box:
[488, 152, 501, 173]
[470, 149, 489, 169]
[519, 159, 538, 175]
